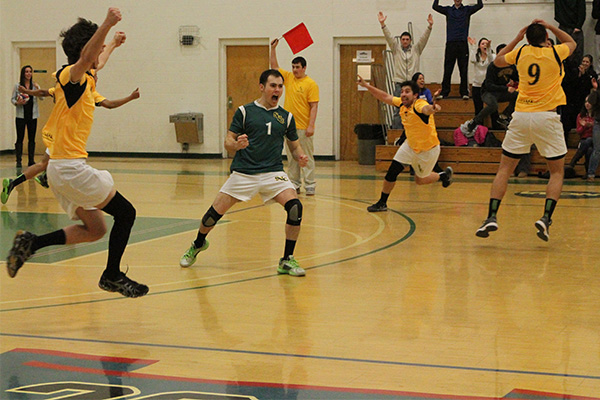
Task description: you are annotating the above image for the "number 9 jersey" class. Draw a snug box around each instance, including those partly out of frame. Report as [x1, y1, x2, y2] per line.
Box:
[504, 43, 571, 112]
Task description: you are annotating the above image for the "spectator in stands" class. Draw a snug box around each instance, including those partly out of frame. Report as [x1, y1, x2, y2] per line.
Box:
[432, 0, 484, 100]
[554, 0, 586, 65]
[567, 95, 595, 174]
[412, 72, 433, 104]
[584, 90, 600, 181]
[463, 44, 518, 134]
[468, 37, 495, 116]
[561, 54, 597, 137]
[378, 11, 434, 128]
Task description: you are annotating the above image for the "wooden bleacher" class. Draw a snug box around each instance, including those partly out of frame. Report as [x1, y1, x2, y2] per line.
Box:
[375, 83, 584, 176]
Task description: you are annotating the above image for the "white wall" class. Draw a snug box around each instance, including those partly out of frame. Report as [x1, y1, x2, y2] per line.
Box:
[1, 0, 597, 157]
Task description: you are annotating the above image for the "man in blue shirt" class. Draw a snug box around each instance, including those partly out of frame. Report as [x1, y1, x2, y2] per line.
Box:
[433, 0, 483, 100]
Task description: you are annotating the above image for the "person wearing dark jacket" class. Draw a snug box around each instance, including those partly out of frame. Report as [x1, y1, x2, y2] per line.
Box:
[554, 0, 586, 64]
[432, 0, 483, 99]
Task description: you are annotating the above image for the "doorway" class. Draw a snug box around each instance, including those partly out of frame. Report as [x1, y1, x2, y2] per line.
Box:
[337, 43, 386, 161]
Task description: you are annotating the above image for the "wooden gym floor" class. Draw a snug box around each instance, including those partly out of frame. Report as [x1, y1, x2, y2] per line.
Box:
[1, 155, 599, 399]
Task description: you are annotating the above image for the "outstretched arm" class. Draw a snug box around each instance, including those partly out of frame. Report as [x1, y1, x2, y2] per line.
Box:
[270, 39, 280, 70]
[19, 85, 51, 97]
[98, 88, 140, 109]
[357, 75, 394, 105]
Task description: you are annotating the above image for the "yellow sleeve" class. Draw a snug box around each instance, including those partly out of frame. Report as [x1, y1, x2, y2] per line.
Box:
[307, 80, 320, 103]
[503, 47, 520, 66]
[555, 43, 571, 61]
[92, 90, 106, 106]
[392, 97, 402, 107]
[278, 68, 293, 83]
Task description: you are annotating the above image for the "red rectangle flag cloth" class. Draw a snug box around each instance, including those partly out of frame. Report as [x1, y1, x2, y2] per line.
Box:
[282, 23, 314, 54]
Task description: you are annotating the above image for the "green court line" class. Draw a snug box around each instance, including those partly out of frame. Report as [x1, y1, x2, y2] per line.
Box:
[0, 199, 415, 313]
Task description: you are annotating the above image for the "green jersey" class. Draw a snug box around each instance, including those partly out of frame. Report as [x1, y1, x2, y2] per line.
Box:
[229, 101, 298, 174]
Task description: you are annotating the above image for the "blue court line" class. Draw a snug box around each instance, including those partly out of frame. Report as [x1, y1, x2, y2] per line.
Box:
[1, 331, 599, 382]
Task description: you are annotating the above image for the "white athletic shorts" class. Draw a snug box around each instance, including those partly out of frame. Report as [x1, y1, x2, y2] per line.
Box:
[220, 171, 295, 202]
[502, 111, 567, 158]
[47, 159, 114, 220]
[393, 142, 441, 178]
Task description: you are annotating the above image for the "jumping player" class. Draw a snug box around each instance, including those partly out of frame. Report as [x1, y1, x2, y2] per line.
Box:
[5, 8, 148, 297]
[476, 20, 576, 241]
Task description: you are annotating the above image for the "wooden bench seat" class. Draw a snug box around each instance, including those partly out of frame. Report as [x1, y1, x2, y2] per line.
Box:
[375, 145, 589, 176]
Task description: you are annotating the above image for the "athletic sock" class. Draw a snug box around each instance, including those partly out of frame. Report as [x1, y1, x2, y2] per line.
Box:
[379, 192, 390, 205]
[488, 198, 502, 219]
[543, 198, 557, 219]
[193, 233, 207, 249]
[283, 239, 296, 260]
[12, 174, 26, 187]
[32, 229, 66, 252]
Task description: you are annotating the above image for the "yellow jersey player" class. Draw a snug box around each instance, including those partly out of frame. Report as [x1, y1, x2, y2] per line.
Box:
[357, 77, 453, 212]
[6, 8, 149, 298]
[476, 20, 576, 241]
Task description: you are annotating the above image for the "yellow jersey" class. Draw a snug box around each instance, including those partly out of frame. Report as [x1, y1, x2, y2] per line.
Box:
[504, 43, 570, 112]
[392, 98, 440, 153]
[42, 65, 100, 159]
[278, 68, 319, 130]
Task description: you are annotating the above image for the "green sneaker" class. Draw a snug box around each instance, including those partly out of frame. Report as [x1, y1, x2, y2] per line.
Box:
[277, 255, 305, 277]
[179, 240, 209, 268]
[1, 178, 14, 204]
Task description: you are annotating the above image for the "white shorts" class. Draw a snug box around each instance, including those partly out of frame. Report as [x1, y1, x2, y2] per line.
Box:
[220, 171, 295, 203]
[502, 111, 567, 158]
[393, 143, 440, 177]
[47, 159, 114, 220]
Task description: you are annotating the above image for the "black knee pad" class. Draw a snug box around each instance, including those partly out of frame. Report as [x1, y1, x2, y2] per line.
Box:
[385, 160, 405, 182]
[102, 191, 136, 228]
[284, 198, 303, 226]
[202, 206, 223, 228]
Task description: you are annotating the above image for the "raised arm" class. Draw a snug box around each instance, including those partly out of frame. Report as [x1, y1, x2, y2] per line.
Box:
[96, 31, 126, 71]
[19, 85, 51, 97]
[98, 88, 140, 109]
[356, 75, 394, 105]
[70, 8, 121, 83]
[494, 25, 528, 67]
[270, 39, 280, 70]
[537, 19, 576, 54]
[432, 0, 446, 15]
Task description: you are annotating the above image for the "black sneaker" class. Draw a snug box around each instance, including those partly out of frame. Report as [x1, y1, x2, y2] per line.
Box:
[6, 230, 37, 277]
[1, 178, 14, 204]
[535, 216, 552, 242]
[35, 171, 49, 188]
[98, 272, 149, 298]
[440, 167, 453, 188]
[367, 202, 387, 212]
[476, 217, 498, 238]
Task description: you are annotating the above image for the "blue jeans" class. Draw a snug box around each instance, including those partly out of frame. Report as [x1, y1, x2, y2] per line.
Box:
[587, 121, 600, 178]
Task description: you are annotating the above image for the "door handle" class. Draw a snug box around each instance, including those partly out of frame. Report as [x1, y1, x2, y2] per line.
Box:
[227, 96, 233, 109]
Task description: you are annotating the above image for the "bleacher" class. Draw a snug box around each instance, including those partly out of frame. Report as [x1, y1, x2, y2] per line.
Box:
[375, 83, 584, 176]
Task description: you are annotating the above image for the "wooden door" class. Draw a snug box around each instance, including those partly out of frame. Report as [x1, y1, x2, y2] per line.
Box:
[226, 45, 269, 157]
[19, 47, 56, 156]
[340, 44, 386, 161]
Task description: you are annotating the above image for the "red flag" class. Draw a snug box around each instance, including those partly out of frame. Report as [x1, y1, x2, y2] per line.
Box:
[282, 23, 313, 54]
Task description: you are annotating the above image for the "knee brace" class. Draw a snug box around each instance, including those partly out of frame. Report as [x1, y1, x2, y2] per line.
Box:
[202, 206, 223, 228]
[385, 160, 405, 182]
[284, 198, 303, 226]
[103, 191, 136, 228]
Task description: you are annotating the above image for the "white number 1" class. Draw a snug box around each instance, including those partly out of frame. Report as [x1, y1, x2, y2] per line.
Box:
[266, 122, 272, 135]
